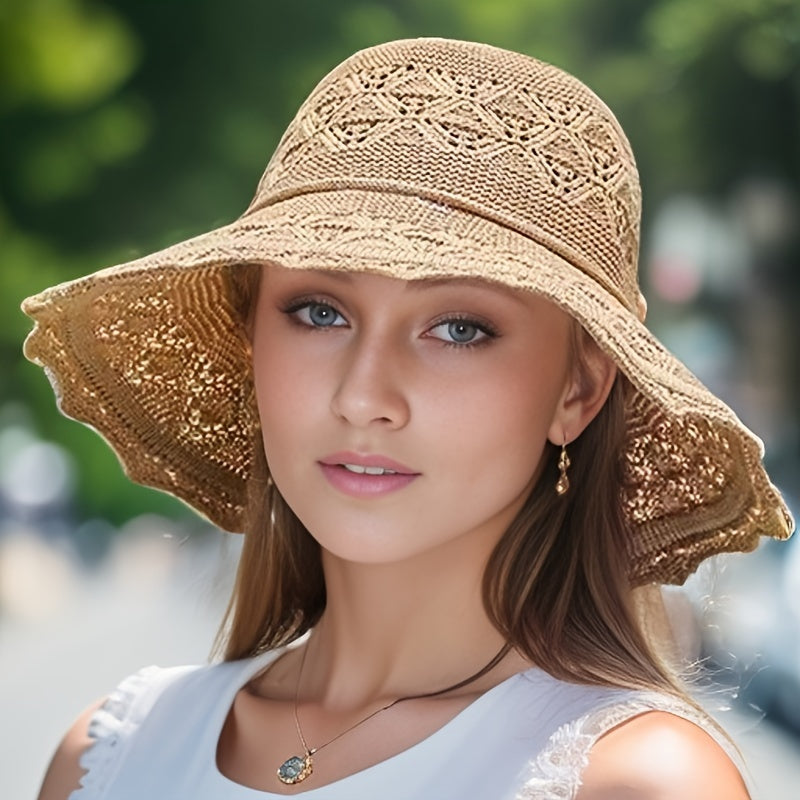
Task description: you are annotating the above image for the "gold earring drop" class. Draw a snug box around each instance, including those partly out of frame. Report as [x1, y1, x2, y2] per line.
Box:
[555, 442, 571, 496]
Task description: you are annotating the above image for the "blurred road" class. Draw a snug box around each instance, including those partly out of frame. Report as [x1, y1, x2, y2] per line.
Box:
[2, 523, 798, 800]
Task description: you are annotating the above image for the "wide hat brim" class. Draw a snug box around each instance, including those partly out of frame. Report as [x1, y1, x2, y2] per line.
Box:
[22, 187, 793, 585]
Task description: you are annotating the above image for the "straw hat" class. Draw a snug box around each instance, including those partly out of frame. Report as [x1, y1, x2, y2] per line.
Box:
[21, 38, 792, 585]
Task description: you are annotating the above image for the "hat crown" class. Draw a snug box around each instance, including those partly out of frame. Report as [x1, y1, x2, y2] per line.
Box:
[250, 38, 641, 310]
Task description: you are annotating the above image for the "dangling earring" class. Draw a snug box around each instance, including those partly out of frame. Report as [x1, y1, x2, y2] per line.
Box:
[555, 442, 571, 496]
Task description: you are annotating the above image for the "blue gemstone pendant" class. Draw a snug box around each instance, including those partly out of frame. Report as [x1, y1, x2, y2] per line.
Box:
[277, 753, 313, 784]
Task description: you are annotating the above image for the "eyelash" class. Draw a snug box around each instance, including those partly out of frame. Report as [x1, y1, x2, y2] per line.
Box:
[280, 298, 499, 348]
[427, 315, 498, 349]
[281, 297, 347, 329]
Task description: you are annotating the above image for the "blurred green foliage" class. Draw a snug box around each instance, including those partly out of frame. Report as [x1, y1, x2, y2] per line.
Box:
[2, 0, 798, 524]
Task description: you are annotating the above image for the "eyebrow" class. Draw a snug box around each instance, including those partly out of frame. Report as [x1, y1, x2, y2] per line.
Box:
[300, 269, 526, 303]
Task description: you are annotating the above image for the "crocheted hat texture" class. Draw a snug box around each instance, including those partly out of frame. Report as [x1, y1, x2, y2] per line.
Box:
[22, 38, 792, 585]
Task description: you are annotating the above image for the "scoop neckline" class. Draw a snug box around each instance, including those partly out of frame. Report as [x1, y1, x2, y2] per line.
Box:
[210, 649, 539, 797]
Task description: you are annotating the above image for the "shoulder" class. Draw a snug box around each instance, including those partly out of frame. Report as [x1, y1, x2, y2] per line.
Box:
[37, 699, 104, 800]
[575, 710, 749, 800]
[36, 664, 203, 800]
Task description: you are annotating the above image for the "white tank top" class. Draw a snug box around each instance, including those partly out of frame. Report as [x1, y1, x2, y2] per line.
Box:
[69, 649, 745, 800]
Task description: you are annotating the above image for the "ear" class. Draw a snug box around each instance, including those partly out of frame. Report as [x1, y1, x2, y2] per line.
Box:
[548, 336, 617, 445]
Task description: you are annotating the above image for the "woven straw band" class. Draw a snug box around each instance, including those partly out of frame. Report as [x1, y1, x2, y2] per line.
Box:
[22, 38, 792, 585]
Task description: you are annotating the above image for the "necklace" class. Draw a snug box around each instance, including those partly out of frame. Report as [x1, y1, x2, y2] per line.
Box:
[276, 640, 511, 785]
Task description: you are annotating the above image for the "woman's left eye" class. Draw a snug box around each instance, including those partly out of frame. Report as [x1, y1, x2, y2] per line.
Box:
[290, 302, 347, 328]
[426, 319, 495, 346]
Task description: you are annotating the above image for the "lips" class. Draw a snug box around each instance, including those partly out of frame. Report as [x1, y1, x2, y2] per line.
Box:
[318, 452, 417, 475]
[318, 451, 419, 497]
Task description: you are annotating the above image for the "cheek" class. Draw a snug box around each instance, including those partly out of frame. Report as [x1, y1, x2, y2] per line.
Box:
[457, 386, 553, 486]
[251, 324, 315, 468]
[441, 346, 566, 445]
[425, 354, 567, 499]
[252, 338, 284, 438]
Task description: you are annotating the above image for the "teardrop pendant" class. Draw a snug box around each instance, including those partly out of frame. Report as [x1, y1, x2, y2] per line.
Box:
[555, 443, 571, 496]
[277, 752, 313, 785]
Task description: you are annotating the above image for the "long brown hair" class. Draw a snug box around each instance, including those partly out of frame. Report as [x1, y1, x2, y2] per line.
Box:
[216, 262, 681, 697]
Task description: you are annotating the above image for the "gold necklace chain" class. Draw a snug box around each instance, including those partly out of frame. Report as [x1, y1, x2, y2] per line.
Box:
[276, 639, 511, 785]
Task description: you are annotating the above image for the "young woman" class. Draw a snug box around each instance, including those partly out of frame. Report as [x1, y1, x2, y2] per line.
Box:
[24, 38, 792, 799]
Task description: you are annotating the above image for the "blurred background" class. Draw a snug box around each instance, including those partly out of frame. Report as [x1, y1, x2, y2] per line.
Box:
[1, 0, 799, 797]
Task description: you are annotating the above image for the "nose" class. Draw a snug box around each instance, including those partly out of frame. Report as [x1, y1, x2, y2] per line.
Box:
[330, 334, 411, 430]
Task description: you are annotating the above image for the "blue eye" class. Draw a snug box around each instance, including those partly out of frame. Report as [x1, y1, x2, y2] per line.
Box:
[428, 318, 494, 346]
[447, 321, 480, 343]
[292, 302, 346, 328]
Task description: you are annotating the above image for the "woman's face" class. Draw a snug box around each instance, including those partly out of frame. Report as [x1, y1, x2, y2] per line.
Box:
[252, 265, 576, 566]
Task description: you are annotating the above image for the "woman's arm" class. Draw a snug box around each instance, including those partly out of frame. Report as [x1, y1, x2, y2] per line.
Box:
[37, 699, 105, 800]
[576, 710, 749, 800]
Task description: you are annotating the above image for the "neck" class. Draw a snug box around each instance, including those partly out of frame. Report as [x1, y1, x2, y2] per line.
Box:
[301, 542, 519, 709]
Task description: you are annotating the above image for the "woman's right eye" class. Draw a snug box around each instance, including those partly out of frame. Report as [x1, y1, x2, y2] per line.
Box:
[288, 301, 347, 329]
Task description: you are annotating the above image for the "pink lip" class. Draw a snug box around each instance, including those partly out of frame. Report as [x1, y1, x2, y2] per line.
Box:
[318, 451, 419, 498]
